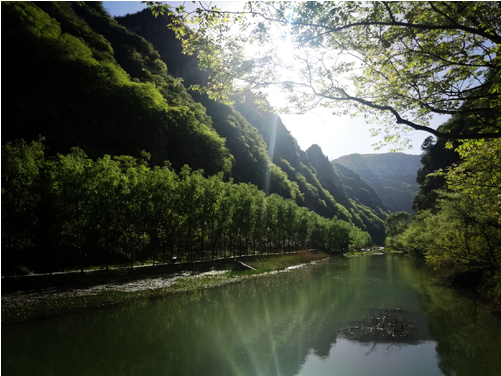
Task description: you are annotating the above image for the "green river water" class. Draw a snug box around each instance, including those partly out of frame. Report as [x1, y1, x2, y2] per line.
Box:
[2, 254, 501, 376]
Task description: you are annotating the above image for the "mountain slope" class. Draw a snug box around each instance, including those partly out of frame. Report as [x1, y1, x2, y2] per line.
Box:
[307, 145, 388, 244]
[118, 7, 389, 242]
[331, 162, 387, 215]
[2, 1, 387, 244]
[332, 153, 421, 213]
[2, 1, 232, 175]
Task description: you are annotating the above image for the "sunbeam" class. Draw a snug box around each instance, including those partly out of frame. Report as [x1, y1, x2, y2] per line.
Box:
[264, 114, 278, 195]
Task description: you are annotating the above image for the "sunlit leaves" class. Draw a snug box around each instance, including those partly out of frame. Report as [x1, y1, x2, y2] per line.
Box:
[424, 192, 501, 272]
[151, 1, 500, 144]
[143, 1, 169, 18]
[2, 140, 370, 272]
[395, 137, 501, 275]
[1, 139, 46, 257]
[445, 139, 501, 224]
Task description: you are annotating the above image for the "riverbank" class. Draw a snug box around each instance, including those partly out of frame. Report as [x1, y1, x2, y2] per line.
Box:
[1, 251, 329, 324]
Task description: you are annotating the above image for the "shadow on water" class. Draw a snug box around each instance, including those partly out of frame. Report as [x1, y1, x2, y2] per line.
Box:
[419, 283, 501, 376]
[2, 255, 501, 376]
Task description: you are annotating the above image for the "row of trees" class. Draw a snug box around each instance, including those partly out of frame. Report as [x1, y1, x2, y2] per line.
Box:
[2, 139, 370, 275]
[116, 9, 389, 243]
[143, 1, 500, 306]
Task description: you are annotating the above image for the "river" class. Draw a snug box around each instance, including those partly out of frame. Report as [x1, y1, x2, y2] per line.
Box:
[2, 254, 501, 376]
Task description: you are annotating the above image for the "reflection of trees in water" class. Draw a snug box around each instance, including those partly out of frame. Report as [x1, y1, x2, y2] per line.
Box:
[419, 284, 501, 376]
[338, 307, 417, 354]
[14, 256, 494, 376]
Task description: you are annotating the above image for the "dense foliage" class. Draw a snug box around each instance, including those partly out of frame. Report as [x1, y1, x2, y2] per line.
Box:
[1, 140, 370, 274]
[1, 2, 393, 275]
[388, 138, 501, 308]
[412, 135, 460, 212]
[2, 1, 232, 174]
[384, 212, 412, 250]
[118, 9, 388, 242]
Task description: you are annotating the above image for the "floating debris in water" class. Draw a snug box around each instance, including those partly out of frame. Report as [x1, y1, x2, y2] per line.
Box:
[339, 307, 415, 353]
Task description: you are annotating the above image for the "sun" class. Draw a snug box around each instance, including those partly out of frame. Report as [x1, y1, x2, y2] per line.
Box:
[264, 25, 298, 108]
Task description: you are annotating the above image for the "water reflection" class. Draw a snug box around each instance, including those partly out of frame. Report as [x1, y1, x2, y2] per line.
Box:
[419, 284, 501, 376]
[298, 339, 440, 376]
[3, 255, 501, 376]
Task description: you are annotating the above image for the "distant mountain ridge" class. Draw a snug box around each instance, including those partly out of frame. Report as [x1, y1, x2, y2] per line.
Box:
[331, 162, 387, 213]
[332, 153, 421, 213]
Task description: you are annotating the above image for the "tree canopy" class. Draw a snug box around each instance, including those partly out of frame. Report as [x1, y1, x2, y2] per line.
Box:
[2, 139, 371, 274]
[2, 1, 233, 175]
[149, 1, 501, 145]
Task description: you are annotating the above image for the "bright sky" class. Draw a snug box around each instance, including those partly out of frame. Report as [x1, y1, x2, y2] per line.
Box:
[103, 1, 446, 160]
[102, 1, 148, 17]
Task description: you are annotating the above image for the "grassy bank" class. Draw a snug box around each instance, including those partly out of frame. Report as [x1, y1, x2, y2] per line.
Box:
[2, 251, 328, 324]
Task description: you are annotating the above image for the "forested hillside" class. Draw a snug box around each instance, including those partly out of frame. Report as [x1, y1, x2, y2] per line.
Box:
[117, 8, 388, 241]
[332, 153, 421, 213]
[131, 0, 501, 310]
[331, 162, 387, 216]
[1, 1, 386, 274]
[2, 1, 232, 175]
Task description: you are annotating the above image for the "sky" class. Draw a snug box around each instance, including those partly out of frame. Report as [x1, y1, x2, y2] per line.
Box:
[102, 1, 148, 17]
[103, 1, 447, 160]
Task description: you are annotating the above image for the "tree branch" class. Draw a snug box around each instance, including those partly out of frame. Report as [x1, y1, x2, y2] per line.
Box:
[313, 87, 500, 140]
[188, 2, 501, 45]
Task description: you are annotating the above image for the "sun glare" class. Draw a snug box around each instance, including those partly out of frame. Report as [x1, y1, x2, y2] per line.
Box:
[263, 3, 298, 107]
